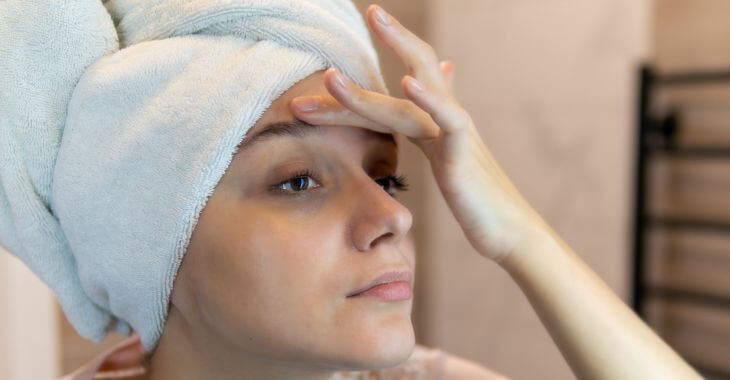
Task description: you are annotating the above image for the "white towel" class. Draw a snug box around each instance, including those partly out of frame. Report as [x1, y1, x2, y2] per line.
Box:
[0, 0, 387, 352]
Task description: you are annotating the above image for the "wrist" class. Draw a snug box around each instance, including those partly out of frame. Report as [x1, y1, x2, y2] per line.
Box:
[496, 222, 561, 274]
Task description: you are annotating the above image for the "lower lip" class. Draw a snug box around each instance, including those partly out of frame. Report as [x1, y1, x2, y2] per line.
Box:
[348, 281, 412, 301]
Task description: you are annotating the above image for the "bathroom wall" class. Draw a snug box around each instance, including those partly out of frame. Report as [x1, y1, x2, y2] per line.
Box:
[0, 251, 60, 378]
[654, 0, 730, 72]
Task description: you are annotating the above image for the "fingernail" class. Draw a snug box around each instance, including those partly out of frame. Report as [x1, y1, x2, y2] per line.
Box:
[294, 98, 318, 112]
[334, 69, 349, 88]
[374, 5, 391, 26]
[408, 77, 424, 92]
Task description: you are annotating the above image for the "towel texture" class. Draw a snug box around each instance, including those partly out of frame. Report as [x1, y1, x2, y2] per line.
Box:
[0, 0, 387, 352]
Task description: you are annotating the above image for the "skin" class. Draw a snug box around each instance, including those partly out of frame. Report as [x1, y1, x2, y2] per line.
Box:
[131, 4, 702, 380]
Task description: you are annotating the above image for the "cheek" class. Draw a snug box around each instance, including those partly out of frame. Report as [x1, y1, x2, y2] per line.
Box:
[194, 210, 347, 353]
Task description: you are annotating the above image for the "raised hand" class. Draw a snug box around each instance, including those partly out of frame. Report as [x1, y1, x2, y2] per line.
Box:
[290, 4, 550, 263]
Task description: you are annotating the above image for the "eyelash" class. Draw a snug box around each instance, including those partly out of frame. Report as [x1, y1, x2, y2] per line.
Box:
[271, 169, 410, 197]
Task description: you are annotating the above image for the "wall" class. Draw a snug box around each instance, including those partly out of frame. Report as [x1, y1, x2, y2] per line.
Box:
[654, 0, 730, 72]
[0, 250, 60, 379]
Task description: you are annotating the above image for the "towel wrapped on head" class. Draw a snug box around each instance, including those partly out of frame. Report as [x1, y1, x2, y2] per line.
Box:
[0, 0, 387, 352]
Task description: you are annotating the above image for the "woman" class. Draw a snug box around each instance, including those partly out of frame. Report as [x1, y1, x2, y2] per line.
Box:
[69, 5, 700, 380]
[0, 1, 700, 379]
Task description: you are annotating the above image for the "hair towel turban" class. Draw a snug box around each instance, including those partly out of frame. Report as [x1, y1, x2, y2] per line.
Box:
[0, 0, 387, 352]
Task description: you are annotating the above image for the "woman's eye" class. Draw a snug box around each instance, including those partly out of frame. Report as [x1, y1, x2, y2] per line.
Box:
[376, 174, 410, 196]
[274, 173, 321, 193]
[271, 170, 409, 197]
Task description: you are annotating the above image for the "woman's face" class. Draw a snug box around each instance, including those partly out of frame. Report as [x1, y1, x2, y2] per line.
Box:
[172, 70, 416, 371]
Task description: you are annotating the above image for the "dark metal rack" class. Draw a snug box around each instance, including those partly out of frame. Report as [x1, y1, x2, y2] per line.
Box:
[631, 64, 730, 379]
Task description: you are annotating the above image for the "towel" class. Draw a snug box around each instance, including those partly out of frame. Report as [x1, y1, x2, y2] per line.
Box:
[0, 0, 387, 352]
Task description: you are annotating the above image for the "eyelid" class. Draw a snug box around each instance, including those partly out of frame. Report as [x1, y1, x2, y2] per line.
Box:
[269, 168, 323, 196]
[270, 174, 410, 200]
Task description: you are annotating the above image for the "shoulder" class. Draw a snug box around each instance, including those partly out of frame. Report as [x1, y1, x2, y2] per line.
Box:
[331, 344, 509, 380]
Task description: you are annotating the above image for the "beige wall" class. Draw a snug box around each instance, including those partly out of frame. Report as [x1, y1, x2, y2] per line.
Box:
[654, 0, 730, 72]
[0, 250, 60, 379]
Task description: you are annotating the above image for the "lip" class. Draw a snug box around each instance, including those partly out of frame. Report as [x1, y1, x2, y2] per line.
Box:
[347, 269, 413, 297]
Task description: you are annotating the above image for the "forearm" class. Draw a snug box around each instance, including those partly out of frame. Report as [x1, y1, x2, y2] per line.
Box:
[498, 227, 702, 380]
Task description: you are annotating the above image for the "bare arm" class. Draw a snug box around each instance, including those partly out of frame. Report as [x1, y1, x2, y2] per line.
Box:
[496, 224, 702, 380]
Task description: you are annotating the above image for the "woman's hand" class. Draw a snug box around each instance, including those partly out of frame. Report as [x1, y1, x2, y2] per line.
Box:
[290, 4, 550, 263]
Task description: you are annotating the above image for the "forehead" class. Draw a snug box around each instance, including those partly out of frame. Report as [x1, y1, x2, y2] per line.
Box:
[250, 70, 329, 135]
[241, 70, 396, 151]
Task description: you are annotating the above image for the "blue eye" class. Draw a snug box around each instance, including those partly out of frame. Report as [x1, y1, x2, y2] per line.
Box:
[271, 169, 410, 196]
[273, 170, 321, 193]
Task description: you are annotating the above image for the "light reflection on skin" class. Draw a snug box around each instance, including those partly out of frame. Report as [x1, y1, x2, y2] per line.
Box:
[144, 70, 418, 380]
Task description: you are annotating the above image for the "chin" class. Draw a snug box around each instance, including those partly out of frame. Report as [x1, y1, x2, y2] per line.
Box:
[334, 322, 416, 371]
[370, 334, 417, 369]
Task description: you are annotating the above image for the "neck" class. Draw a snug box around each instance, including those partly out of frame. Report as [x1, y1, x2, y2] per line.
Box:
[142, 306, 337, 380]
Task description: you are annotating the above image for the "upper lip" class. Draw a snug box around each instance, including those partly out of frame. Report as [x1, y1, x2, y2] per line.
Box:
[347, 269, 413, 297]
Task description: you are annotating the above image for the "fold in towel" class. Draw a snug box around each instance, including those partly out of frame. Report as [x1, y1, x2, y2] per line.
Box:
[0, 0, 386, 352]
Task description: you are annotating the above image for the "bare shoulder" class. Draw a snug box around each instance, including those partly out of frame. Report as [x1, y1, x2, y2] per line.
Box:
[439, 351, 511, 380]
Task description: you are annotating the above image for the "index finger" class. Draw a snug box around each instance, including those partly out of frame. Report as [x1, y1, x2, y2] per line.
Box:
[291, 94, 393, 135]
[365, 4, 448, 93]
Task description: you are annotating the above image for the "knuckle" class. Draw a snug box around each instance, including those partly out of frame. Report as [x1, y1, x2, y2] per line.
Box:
[351, 88, 369, 105]
[417, 42, 438, 63]
[453, 107, 472, 129]
[398, 101, 427, 128]
[423, 43, 438, 59]
[394, 100, 414, 119]
[439, 102, 469, 131]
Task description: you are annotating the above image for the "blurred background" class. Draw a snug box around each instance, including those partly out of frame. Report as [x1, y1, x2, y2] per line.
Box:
[3, 0, 730, 379]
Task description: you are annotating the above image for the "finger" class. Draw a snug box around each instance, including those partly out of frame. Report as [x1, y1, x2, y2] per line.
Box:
[291, 68, 440, 140]
[402, 74, 470, 136]
[290, 95, 393, 134]
[365, 4, 448, 93]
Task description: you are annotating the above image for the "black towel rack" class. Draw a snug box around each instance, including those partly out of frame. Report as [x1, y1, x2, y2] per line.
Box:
[631, 64, 730, 379]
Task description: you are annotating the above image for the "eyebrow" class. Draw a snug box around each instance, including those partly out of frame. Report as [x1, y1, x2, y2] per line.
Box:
[236, 120, 397, 151]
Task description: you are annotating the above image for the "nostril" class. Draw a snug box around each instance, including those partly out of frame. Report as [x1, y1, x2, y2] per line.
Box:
[371, 232, 395, 248]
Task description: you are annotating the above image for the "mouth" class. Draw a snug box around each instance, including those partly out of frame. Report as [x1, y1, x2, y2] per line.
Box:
[347, 269, 413, 301]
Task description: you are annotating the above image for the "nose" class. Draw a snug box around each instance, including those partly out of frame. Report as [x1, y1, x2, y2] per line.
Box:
[349, 173, 413, 252]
